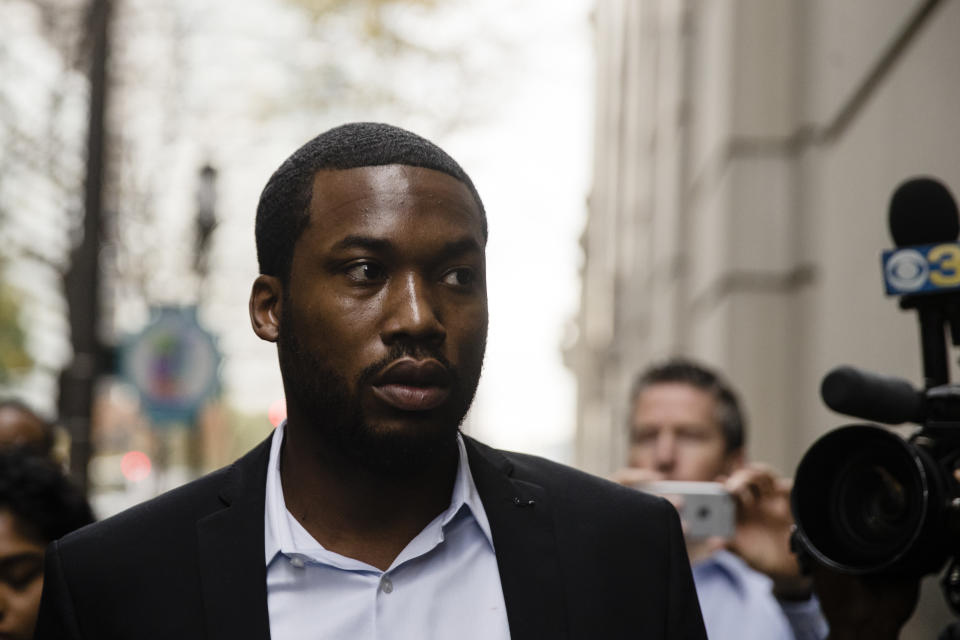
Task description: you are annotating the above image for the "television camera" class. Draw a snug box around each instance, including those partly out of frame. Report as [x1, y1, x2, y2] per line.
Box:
[791, 177, 960, 615]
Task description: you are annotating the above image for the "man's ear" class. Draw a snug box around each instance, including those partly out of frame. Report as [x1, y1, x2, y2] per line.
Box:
[250, 275, 283, 342]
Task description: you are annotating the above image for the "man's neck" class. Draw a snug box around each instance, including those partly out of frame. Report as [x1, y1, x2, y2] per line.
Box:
[278, 420, 459, 571]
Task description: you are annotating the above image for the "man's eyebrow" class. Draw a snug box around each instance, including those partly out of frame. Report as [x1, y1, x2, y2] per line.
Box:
[435, 236, 484, 259]
[329, 235, 392, 253]
[329, 235, 483, 257]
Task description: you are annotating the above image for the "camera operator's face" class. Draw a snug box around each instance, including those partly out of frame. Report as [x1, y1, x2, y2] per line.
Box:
[628, 383, 742, 481]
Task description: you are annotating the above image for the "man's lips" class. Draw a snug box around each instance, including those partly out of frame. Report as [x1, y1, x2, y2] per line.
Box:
[371, 358, 452, 411]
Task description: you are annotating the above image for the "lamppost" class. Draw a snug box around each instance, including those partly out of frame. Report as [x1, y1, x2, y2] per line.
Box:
[60, 0, 113, 492]
[194, 164, 218, 285]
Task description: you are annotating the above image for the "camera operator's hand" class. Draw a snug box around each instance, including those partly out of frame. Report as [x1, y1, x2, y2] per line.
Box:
[722, 465, 812, 600]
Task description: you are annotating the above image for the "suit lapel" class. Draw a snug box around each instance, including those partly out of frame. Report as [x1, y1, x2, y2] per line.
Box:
[192, 434, 567, 640]
[196, 437, 273, 640]
[465, 437, 568, 640]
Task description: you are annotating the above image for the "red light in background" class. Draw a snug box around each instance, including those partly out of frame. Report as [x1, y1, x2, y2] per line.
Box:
[268, 398, 287, 428]
[121, 451, 152, 482]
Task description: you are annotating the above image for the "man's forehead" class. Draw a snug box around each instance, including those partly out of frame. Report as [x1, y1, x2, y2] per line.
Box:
[633, 383, 721, 422]
[309, 164, 482, 218]
[295, 167, 487, 260]
[637, 381, 715, 402]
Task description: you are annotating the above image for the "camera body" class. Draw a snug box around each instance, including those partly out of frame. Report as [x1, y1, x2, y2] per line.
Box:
[639, 481, 736, 540]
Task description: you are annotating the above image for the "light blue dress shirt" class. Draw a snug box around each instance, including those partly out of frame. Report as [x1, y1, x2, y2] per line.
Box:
[693, 550, 828, 640]
[264, 423, 511, 640]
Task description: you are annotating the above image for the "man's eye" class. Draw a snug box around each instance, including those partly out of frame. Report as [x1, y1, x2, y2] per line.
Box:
[442, 268, 475, 287]
[632, 430, 657, 444]
[676, 429, 709, 442]
[344, 262, 385, 282]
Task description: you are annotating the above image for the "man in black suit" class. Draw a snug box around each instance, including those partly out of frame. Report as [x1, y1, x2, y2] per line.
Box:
[35, 123, 706, 639]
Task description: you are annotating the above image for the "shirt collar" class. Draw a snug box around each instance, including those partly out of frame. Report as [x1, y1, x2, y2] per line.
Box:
[448, 432, 494, 545]
[693, 549, 749, 595]
[264, 421, 495, 566]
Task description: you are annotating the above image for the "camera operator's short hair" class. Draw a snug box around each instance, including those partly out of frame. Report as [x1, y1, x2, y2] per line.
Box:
[255, 122, 487, 282]
[630, 358, 746, 453]
[0, 450, 94, 544]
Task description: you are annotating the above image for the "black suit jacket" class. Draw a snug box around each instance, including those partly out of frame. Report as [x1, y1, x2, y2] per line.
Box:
[35, 436, 706, 639]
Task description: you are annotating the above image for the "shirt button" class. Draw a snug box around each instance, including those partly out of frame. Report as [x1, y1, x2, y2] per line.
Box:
[380, 575, 394, 594]
[289, 556, 306, 569]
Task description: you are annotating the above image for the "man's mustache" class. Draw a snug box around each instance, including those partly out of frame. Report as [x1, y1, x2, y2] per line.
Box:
[359, 343, 455, 386]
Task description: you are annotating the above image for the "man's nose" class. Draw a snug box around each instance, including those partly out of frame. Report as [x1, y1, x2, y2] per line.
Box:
[654, 432, 676, 471]
[380, 273, 445, 345]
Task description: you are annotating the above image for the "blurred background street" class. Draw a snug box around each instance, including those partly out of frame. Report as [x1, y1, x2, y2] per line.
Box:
[0, 0, 592, 514]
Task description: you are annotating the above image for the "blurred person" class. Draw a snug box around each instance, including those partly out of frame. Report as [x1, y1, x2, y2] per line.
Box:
[0, 450, 93, 640]
[0, 400, 55, 457]
[34, 123, 706, 639]
[613, 358, 828, 640]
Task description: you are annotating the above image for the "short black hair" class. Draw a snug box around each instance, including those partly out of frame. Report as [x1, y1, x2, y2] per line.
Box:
[0, 451, 94, 544]
[630, 358, 746, 452]
[255, 122, 487, 281]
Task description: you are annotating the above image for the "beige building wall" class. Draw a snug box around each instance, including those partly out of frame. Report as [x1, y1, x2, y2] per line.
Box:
[571, 0, 960, 475]
[568, 1, 960, 633]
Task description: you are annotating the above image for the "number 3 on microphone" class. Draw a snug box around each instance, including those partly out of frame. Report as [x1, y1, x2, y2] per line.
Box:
[928, 244, 960, 287]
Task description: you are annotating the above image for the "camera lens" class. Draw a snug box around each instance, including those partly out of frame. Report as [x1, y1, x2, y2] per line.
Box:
[792, 424, 945, 574]
[830, 451, 920, 560]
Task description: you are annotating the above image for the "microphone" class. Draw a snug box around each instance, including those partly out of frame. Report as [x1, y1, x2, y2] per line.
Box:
[881, 176, 960, 387]
[820, 365, 924, 425]
[889, 177, 959, 247]
[882, 177, 960, 297]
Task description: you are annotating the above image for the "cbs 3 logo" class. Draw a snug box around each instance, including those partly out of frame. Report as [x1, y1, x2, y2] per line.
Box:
[886, 244, 960, 292]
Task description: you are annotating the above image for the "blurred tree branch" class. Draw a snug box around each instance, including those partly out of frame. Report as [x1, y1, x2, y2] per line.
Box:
[0, 276, 34, 382]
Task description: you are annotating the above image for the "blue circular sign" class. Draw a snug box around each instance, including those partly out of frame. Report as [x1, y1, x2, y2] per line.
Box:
[122, 306, 221, 425]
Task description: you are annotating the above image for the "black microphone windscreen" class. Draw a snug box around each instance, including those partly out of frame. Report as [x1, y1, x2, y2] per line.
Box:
[820, 365, 924, 425]
[888, 177, 959, 247]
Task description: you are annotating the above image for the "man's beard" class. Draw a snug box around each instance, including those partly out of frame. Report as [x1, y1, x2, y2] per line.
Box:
[276, 307, 484, 476]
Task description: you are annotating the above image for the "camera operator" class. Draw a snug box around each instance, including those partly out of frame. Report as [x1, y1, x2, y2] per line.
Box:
[612, 358, 827, 640]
